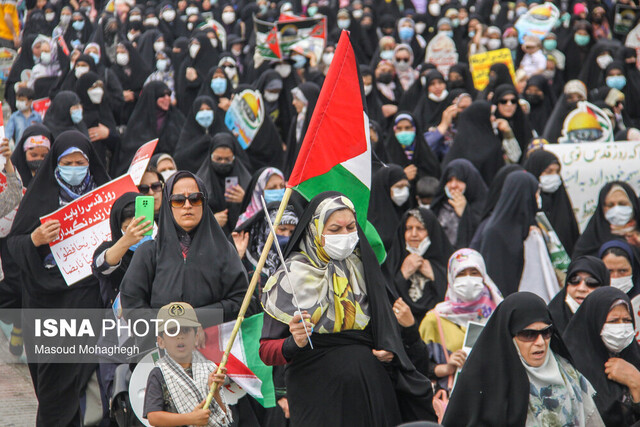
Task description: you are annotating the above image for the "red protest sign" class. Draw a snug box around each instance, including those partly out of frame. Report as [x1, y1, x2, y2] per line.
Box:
[127, 139, 158, 185]
[32, 98, 51, 119]
[40, 174, 138, 285]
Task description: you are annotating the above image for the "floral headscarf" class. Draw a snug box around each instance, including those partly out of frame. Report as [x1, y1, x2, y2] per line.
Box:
[262, 195, 370, 333]
[236, 167, 284, 227]
[434, 248, 503, 328]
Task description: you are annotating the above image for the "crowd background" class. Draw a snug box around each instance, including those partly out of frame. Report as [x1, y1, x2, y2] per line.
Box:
[1, 0, 640, 425]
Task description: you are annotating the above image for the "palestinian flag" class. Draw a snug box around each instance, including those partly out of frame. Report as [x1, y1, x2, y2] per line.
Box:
[287, 30, 385, 262]
[199, 313, 275, 408]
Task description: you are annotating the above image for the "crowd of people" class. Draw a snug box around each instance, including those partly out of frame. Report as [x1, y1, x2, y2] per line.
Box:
[0, 0, 640, 425]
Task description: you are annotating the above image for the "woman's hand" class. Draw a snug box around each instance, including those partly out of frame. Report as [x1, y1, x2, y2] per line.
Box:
[495, 118, 512, 134]
[626, 229, 640, 248]
[404, 164, 417, 181]
[419, 259, 435, 281]
[186, 67, 198, 81]
[121, 216, 153, 246]
[448, 190, 467, 217]
[401, 253, 423, 279]
[224, 185, 245, 204]
[0, 139, 14, 173]
[123, 90, 135, 102]
[393, 298, 415, 327]
[289, 311, 314, 348]
[218, 97, 231, 112]
[605, 357, 640, 402]
[89, 123, 110, 141]
[231, 231, 249, 259]
[449, 350, 467, 369]
[277, 397, 290, 419]
[31, 220, 61, 247]
[214, 209, 228, 227]
[372, 349, 394, 363]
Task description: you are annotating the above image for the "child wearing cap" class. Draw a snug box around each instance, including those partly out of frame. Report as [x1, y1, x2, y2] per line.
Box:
[144, 302, 232, 427]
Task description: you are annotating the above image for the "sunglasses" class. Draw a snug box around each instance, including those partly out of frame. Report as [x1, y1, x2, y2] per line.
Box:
[498, 98, 517, 105]
[138, 181, 163, 194]
[396, 57, 410, 63]
[169, 192, 204, 208]
[516, 325, 553, 342]
[567, 275, 601, 288]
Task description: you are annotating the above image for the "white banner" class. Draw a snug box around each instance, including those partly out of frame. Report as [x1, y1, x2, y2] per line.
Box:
[545, 141, 640, 231]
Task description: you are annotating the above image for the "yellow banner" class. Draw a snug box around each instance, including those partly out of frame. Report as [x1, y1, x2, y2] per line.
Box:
[469, 48, 516, 90]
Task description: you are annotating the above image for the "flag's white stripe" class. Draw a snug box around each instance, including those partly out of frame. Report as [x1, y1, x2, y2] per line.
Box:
[340, 111, 371, 189]
[219, 322, 264, 399]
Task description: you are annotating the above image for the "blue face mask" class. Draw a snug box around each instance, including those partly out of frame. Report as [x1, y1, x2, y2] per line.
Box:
[195, 109, 214, 128]
[57, 165, 88, 186]
[276, 234, 290, 248]
[89, 52, 100, 64]
[70, 108, 83, 124]
[574, 33, 590, 46]
[292, 55, 307, 69]
[264, 188, 285, 204]
[396, 130, 415, 146]
[441, 30, 453, 38]
[210, 77, 227, 95]
[399, 27, 415, 41]
[72, 20, 85, 31]
[606, 75, 627, 90]
[307, 6, 317, 16]
[130, 235, 153, 252]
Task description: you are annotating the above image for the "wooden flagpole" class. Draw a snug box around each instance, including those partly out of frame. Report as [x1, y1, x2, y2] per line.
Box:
[204, 187, 293, 408]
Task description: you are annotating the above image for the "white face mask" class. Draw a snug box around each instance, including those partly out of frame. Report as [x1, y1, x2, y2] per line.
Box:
[275, 63, 292, 78]
[186, 6, 199, 16]
[391, 186, 410, 206]
[611, 276, 634, 294]
[87, 87, 104, 104]
[15, 100, 28, 111]
[415, 22, 426, 34]
[45, 12, 56, 21]
[565, 294, 581, 313]
[406, 236, 431, 256]
[144, 17, 159, 27]
[210, 38, 218, 49]
[601, 322, 635, 354]
[116, 52, 129, 66]
[264, 91, 280, 102]
[503, 37, 519, 50]
[452, 275, 485, 302]
[40, 51, 52, 65]
[127, 32, 137, 41]
[539, 174, 562, 193]
[596, 54, 614, 70]
[189, 44, 200, 59]
[428, 2, 441, 16]
[322, 231, 359, 261]
[605, 205, 634, 226]
[322, 52, 334, 66]
[487, 39, 501, 50]
[75, 65, 89, 78]
[396, 61, 410, 72]
[162, 9, 176, 22]
[222, 11, 236, 24]
[153, 41, 165, 52]
[352, 9, 363, 19]
[160, 169, 176, 181]
[156, 58, 168, 72]
[364, 84, 372, 96]
[428, 89, 449, 102]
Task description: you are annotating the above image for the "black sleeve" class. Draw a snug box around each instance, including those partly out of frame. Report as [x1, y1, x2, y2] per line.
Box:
[143, 367, 166, 418]
[120, 242, 156, 309]
[402, 323, 437, 380]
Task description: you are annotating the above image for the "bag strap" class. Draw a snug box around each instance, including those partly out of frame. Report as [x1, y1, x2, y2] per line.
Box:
[434, 310, 454, 389]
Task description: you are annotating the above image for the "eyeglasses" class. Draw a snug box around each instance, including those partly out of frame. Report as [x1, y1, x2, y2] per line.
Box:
[169, 192, 204, 208]
[212, 155, 234, 164]
[498, 98, 517, 105]
[567, 275, 601, 288]
[516, 325, 553, 342]
[396, 57, 410, 63]
[138, 181, 163, 194]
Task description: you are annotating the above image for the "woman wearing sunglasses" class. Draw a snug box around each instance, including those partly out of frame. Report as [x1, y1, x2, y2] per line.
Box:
[443, 292, 604, 426]
[120, 171, 248, 326]
[564, 287, 640, 426]
[491, 84, 534, 161]
[137, 167, 164, 220]
[548, 255, 610, 335]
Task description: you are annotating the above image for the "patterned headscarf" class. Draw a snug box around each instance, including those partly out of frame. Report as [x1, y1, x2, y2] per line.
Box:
[246, 205, 298, 277]
[262, 195, 370, 333]
[236, 167, 284, 227]
[434, 248, 503, 328]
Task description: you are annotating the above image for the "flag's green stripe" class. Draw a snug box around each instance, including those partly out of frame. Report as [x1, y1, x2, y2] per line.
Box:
[243, 314, 276, 408]
[295, 164, 386, 263]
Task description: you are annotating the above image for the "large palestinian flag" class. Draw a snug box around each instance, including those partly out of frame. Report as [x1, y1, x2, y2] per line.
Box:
[287, 30, 385, 262]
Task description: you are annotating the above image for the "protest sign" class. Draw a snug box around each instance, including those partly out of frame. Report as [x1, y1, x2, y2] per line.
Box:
[558, 101, 614, 144]
[469, 48, 516, 90]
[127, 139, 158, 185]
[514, 2, 560, 42]
[0, 47, 15, 81]
[40, 174, 138, 286]
[225, 90, 265, 149]
[254, 15, 326, 63]
[615, 4, 639, 36]
[545, 141, 640, 231]
[425, 34, 458, 77]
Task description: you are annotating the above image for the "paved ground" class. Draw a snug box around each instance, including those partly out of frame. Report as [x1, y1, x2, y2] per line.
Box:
[0, 325, 37, 426]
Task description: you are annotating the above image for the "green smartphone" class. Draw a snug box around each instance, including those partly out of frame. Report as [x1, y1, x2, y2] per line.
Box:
[134, 196, 155, 236]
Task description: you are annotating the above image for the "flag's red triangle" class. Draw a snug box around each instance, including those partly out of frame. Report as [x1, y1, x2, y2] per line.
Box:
[288, 30, 367, 187]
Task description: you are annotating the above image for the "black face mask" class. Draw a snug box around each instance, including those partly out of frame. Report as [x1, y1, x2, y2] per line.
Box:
[211, 161, 234, 176]
[449, 78, 465, 89]
[566, 101, 578, 110]
[377, 72, 393, 84]
[27, 159, 43, 172]
[526, 93, 544, 105]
